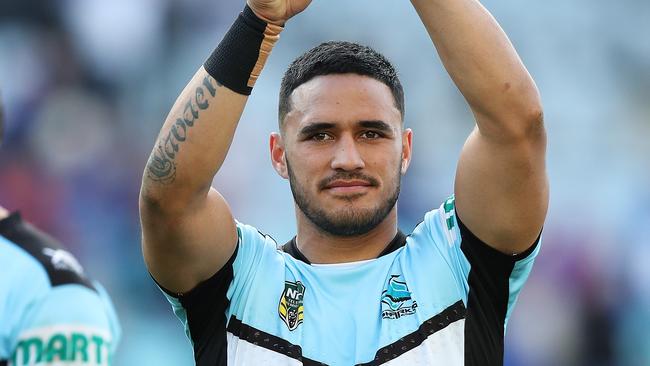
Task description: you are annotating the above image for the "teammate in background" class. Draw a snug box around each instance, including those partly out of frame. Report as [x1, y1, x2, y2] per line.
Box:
[141, 0, 548, 364]
[0, 98, 121, 365]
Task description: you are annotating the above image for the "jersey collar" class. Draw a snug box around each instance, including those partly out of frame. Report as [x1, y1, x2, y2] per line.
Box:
[281, 230, 407, 265]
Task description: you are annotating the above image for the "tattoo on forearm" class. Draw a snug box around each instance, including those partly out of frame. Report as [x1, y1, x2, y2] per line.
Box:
[146, 75, 220, 183]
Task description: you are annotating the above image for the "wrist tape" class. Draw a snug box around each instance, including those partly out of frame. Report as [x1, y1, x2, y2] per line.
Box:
[204, 5, 283, 95]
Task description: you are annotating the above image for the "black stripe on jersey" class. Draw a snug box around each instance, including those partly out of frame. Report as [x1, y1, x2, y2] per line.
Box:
[358, 300, 466, 366]
[164, 246, 238, 366]
[0, 213, 94, 291]
[227, 316, 326, 365]
[458, 215, 539, 366]
[226, 301, 465, 366]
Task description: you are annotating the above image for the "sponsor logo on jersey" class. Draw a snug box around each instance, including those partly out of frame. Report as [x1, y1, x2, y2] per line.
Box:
[11, 325, 112, 365]
[442, 196, 458, 245]
[42, 247, 85, 276]
[381, 275, 418, 319]
[278, 280, 305, 331]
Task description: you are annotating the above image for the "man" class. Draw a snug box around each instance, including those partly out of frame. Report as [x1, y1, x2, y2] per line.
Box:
[0, 98, 121, 365]
[140, 0, 547, 364]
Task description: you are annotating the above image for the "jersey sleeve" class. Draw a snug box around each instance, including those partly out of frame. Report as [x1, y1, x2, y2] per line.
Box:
[0, 238, 50, 363]
[421, 195, 541, 362]
[92, 281, 122, 356]
[156, 221, 277, 365]
[228, 222, 280, 314]
[9, 284, 120, 366]
[0, 216, 120, 366]
[1, 236, 120, 366]
[421, 195, 540, 326]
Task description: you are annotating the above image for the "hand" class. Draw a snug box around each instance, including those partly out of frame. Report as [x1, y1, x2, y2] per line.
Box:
[247, 0, 312, 25]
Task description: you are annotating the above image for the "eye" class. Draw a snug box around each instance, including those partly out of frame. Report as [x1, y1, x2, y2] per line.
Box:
[311, 132, 333, 141]
[360, 131, 382, 139]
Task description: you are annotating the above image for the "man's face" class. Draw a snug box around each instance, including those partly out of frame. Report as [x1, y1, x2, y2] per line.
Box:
[271, 74, 412, 237]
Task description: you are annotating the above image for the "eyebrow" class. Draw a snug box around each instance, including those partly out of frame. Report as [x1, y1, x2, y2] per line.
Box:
[359, 120, 393, 134]
[298, 122, 336, 137]
[298, 120, 394, 137]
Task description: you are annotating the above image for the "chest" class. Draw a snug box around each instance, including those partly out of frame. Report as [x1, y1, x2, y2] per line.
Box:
[226, 250, 465, 365]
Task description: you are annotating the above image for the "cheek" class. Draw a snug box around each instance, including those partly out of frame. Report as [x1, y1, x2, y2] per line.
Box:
[287, 151, 324, 182]
[298, 154, 323, 172]
[366, 147, 402, 173]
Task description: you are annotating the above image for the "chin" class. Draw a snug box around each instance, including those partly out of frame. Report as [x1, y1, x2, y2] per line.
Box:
[324, 196, 376, 212]
[330, 205, 382, 223]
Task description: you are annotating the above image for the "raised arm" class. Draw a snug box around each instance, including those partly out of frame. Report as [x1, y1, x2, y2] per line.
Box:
[410, 0, 548, 253]
[140, 0, 311, 294]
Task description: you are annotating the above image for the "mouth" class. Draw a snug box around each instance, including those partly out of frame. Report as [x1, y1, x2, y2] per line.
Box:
[323, 180, 374, 194]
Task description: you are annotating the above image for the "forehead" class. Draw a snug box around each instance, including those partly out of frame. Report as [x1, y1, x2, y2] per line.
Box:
[285, 74, 401, 130]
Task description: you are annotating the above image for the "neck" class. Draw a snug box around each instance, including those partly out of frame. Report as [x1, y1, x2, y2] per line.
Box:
[295, 206, 398, 264]
[0, 206, 9, 220]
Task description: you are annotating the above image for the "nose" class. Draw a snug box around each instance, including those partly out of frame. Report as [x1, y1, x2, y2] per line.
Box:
[331, 134, 365, 171]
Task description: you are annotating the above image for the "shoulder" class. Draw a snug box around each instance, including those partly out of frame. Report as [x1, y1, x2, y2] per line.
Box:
[233, 220, 285, 262]
[236, 221, 279, 246]
[407, 196, 460, 248]
[0, 213, 95, 291]
[0, 233, 120, 361]
[0, 235, 51, 299]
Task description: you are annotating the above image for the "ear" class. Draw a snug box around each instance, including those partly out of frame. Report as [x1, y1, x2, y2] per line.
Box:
[270, 132, 289, 179]
[400, 128, 413, 175]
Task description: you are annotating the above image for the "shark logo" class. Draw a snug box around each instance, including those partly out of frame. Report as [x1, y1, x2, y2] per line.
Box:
[278, 280, 305, 331]
[381, 275, 418, 319]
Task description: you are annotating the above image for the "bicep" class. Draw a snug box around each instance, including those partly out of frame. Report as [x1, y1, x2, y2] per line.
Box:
[141, 187, 238, 294]
[454, 125, 548, 254]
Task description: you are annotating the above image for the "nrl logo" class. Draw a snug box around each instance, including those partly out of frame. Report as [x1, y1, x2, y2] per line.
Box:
[278, 280, 305, 331]
[381, 275, 418, 319]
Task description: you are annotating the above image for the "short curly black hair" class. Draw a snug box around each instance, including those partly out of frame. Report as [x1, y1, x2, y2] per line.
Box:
[279, 41, 404, 127]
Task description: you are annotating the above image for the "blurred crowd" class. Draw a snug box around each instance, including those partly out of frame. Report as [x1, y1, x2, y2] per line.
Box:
[0, 0, 648, 364]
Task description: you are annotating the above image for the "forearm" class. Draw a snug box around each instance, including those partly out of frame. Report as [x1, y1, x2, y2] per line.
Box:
[141, 6, 283, 211]
[411, 0, 542, 135]
[141, 68, 246, 208]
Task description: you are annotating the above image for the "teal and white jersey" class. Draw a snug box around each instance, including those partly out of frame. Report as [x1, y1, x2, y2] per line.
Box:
[0, 213, 121, 366]
[161, 197, 540, 365]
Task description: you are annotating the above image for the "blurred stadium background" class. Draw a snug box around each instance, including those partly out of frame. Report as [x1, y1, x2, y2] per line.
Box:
[1, 0, 649, 365]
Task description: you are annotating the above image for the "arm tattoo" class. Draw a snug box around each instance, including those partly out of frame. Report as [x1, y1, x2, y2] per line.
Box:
[146, 75, 220, 183]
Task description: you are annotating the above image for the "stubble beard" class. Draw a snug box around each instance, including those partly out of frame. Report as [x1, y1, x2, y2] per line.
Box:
[286, 160, 401, 237]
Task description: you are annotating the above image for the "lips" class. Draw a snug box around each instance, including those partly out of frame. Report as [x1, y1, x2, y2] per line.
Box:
[325, 180, 373, 189]
[318, 173, 379, 195]
[322, 179, 376, 195]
